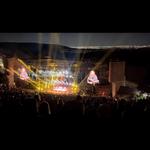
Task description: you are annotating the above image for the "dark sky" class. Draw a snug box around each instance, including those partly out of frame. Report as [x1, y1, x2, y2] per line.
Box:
[0, 33, 150, 48]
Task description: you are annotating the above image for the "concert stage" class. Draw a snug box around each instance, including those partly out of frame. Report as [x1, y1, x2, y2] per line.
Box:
[4, 58, 111, 97]
[19, 83, 111, 99]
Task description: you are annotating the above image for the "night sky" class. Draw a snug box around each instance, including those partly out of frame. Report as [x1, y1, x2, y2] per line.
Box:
[0, 33, 150, 48]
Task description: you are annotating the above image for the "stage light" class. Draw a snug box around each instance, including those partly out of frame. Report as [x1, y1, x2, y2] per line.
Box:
[53, 86, 67, 92]
[143, 93, 148, 99]
[72, 82, 79, 94]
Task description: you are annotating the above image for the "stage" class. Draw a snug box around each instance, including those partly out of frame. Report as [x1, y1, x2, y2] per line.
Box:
[5, 58, 111, 98]
[18, 84, 111, 98]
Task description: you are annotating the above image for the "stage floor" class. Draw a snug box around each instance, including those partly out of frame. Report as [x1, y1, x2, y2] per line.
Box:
[17, 84, 111, 98]
[18, 88, 109, 100]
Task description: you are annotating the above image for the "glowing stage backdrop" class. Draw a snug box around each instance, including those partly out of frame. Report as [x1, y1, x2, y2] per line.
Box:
[13, 59, 79, 95]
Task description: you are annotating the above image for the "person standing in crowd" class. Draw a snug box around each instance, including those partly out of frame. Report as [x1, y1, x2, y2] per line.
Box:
[39, 98, 51, 116]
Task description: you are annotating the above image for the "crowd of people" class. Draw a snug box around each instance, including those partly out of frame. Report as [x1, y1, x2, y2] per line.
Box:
[0, 82, 150, 124]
